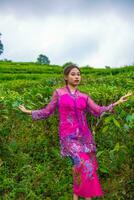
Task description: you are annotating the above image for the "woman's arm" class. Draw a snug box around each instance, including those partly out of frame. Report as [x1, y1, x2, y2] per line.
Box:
[86, 91, 132, 118]
[18, 106, 32, 114]
[18, 89, 59, 120]
[112, 92, 132, 106]
[86, 95, 115, 117]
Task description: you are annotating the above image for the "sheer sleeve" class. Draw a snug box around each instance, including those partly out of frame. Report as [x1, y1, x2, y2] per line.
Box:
[86, 95, 115, 118]
[31, 89, 58, 120]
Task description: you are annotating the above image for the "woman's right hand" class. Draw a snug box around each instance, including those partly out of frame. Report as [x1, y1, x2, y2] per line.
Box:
[18, 105, 31, 114]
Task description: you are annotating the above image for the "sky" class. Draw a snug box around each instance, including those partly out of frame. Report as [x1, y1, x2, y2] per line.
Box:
[0, 0, 134, 68]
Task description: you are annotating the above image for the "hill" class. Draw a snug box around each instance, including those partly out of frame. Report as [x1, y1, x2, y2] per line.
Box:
[0, 62, 134, 199]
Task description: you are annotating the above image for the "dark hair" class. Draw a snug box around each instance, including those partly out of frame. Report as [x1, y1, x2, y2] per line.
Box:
[63, 64, 81, 85]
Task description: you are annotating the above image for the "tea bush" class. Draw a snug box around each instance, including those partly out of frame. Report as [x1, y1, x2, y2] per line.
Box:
[0, 62, 133, 199]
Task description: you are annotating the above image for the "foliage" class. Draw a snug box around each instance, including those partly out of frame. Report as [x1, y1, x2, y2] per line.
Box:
[0, 33, 4, 55]
[37, 54, 50, 65]
[0, 62, 134, 199]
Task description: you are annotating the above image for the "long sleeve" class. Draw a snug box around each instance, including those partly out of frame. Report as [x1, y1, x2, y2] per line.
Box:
[86, 95, 115, 118]
[31, 89, 58, 120]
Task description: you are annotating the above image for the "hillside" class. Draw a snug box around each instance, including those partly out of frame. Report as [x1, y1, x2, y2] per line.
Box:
[0, 62, 134, 200]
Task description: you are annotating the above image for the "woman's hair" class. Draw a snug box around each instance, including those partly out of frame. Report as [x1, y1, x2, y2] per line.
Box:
[63, 64, 81, 85]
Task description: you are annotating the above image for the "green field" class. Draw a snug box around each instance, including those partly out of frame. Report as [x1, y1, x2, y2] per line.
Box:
[0, 61, 134, 200]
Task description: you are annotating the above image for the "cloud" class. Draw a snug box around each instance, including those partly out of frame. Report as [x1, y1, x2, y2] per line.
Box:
[0, 0, 134, 67]
[1, 0, 134, 19]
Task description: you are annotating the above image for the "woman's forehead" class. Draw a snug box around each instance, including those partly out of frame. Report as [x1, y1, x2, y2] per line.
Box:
[70, 68, 80, 73]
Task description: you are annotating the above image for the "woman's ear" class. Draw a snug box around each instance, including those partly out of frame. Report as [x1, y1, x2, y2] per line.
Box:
[64, 75, 68, 81]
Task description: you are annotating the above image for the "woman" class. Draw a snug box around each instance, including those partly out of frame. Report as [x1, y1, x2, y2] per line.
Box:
[18, 64, 132, 200]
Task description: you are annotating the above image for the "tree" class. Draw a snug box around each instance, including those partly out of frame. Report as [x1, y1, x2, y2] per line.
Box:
[105, 65, 111, 69]
[37, 54, 50, 65]
[82, 65, 94, 69]
[0, 33, 4, 55]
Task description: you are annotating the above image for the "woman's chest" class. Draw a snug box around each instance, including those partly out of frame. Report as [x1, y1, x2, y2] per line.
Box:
[59, 94, 87, 111]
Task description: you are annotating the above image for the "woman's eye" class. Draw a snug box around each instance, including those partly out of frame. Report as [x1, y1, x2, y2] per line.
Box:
[71, 74, 80, 76]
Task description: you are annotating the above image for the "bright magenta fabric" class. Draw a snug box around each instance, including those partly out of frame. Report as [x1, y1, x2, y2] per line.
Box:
[72, 152, 104, 198]
[31, 84, 115, 197]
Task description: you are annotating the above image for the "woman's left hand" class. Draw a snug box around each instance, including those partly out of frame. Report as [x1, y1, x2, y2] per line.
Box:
[118, 92, 133, 104]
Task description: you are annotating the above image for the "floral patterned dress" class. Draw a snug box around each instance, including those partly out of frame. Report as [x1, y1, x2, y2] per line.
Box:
[31, 84, 115, 198]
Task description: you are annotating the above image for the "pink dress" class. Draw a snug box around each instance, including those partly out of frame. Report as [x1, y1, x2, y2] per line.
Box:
[31, 85, 115, 198]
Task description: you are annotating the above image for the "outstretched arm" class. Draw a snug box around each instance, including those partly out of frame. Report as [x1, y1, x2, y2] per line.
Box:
[31, 89, 59, 120]
[86, 95, 115, 117]
[112, 92, 132, 106]
[86, 91, 132, 118]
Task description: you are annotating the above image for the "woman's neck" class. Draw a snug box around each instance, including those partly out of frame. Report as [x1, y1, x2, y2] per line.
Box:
[67, 84, 77, 92]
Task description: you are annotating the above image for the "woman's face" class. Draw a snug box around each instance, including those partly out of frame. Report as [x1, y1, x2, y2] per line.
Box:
[64, 68, 81, 86]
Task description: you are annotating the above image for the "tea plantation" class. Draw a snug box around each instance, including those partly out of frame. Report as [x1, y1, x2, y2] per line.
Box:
[0, 62, 134, 200]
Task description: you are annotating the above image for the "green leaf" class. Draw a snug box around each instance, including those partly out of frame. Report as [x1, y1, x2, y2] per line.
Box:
[104, 115, 113, 123]
[102, 125, 109, 133]
[126, 114, 134, 122]
[113, 118, 121, 128]
[111, 142, 120, 153]
[114, 142, 120, 151]
[109, 151, 115, 160]
[96, 150, 104, 158]
[99, 165, 109, 174]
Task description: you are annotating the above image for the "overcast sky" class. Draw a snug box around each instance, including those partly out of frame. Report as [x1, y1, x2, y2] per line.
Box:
[0, 0, 134, 68]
